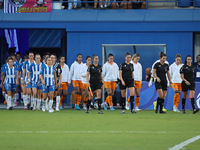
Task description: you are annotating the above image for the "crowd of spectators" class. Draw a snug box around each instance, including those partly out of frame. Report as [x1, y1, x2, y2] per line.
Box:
[0, 0, 146, 10]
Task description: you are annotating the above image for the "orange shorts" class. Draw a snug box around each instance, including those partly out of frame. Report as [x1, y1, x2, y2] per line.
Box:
[61, 82, 68, 90]
[82, 83, 88, 90]
[135, 81, 141, 89]
[72, 80, 82, 89]
[171, 83, 182, 91]
[104, 81, 116, 90]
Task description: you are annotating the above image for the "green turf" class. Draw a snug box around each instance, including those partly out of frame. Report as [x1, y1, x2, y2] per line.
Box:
[0, 109, 200, 150]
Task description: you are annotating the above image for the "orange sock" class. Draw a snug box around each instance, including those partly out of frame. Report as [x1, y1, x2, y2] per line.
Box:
[173, 93, 179, 106]
[77, 94, 81, 106]
[127, 96, 130, 103]
[59, 96, 66, 107]
[176, 94, 180, 108]
[108, 95, 113, 106]
[106, 96, 109, 104]
[84, 97, 88, 105]
[136, 97, 140, 107]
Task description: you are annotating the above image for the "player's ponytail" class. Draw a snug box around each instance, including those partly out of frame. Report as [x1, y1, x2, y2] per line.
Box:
[125, 52, 131, 57]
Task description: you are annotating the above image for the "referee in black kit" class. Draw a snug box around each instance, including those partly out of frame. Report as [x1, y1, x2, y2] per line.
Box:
[180, 55, 199, 114]
[153, 53, 171, 114]
[119, 52, 136, 114]
[86, 54, 103, 114]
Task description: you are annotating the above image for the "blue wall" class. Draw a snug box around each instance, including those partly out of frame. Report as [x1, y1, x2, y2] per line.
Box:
[67, 32, 193, 66]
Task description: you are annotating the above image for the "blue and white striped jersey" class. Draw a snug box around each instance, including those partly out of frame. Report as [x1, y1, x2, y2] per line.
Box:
[3, 66, 18, 84]
[19, 62, 25, 78]
[29, 62, 43, 83]
[1, 63, 7, 73]
[14, 61, 19, 70]
[23, 60, 35, 82]
[40, 64, 56, 86]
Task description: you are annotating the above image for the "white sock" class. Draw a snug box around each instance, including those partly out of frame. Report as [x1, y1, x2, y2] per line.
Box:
[49, 100, 53, 110]
[46, 98, 49, 106]
[26, 95, 30, 104]
[5, 94, 8, 100]
[7, 96, 12, 108]
[21, 92, 23, 99]
[56, 96, 60, 108]
[37, 99, 41, 109]
[33, 98, 37, 108]
[31, 95, 33, 107]
[2, 91, 5, 98]
[11, 97, 14, 106]
[14, 94, 17, 103]
[16, 93, 19, 101]
[43, 99, 46, 107]
[23, 95, 27, 107]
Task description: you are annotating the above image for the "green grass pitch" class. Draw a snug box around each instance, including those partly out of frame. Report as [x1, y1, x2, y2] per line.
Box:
[0, 109, 200, 150]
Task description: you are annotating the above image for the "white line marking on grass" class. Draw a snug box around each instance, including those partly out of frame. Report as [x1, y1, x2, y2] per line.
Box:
[0, 131, 200, 134]
[169, 135, 200, 150]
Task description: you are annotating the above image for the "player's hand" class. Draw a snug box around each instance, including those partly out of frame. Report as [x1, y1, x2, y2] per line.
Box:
[16, 81, 19, 86]
[55, 84, 58, 89]
[185, 80, 190, 85]
[28, 80, 30, 85]
[68, 83, 71, 86]
[156, 77, 161, 83]
[37, 82, 40, 86]
[122, 80, 125, 86]
[58, 82, 61, 86]
[42, 80, 45, 85]
[87, 82, 90, 87]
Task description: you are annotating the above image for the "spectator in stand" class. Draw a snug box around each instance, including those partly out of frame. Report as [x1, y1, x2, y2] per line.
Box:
[94, 0, 109, 9]
[68, 0, 81, 9]
[193, 54, 200, 82]
[120, 0, 146, 9]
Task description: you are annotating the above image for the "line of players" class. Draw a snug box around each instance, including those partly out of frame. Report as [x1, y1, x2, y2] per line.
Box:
[0, 51, 199, 114]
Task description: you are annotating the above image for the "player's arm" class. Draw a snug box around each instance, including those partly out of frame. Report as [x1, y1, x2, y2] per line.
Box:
[40, 68, 44, 85]
[59, 73, 62, 86]
[28, 71, 31, 85]
[167, 71, 172, 84]
[54, 72, 58, 88]
[1, 75, 5, 89]
[16, 70, 19, 86]
[86, 71, 90, 87]
[153, 69, 160, 82]
[119, 70, 125, 86]
[68, 64, 74, 85]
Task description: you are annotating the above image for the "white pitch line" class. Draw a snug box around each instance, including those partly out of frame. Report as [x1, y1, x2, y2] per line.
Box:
[169, 135, 200, 150]
[0, 131, 200, 134]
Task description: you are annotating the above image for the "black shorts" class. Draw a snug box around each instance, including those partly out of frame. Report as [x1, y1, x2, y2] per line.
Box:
[119, 79, 135, 90]
[155, 80, 167, 91]
[181, 81, 195, 92]
[90, 81, 102, 92]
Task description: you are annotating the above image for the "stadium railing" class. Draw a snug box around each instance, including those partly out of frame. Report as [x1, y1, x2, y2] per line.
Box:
[0, 0, 199, 9]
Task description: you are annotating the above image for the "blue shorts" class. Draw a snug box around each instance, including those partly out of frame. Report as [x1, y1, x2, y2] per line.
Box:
[32, 81, 42, 90]
[42, 85, 55, 93]
[25, 82, 32, 89]
[5, 83, 17, 93]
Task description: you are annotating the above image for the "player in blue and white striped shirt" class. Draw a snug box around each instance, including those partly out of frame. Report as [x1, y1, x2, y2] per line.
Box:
[1, 58, 19, 110]
[1, 56, 12, 105]
[28, 54, 43, 111]
[22, 52, 35, 110]
[40, 57, 57, 113]
[19, 55, 29, 109]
